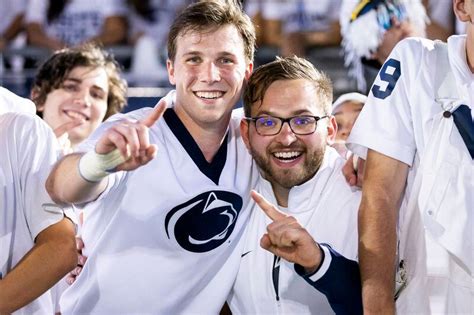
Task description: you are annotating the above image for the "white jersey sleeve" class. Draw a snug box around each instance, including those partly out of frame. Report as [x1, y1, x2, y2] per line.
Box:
[347, 37, 431, 166]
[0, 87, 36, 115]
[0, 113, 64, 239]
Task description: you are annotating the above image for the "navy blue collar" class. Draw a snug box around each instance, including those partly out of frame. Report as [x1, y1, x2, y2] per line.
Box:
[451, 104, 474, 159]
[163, 108, 228, 184]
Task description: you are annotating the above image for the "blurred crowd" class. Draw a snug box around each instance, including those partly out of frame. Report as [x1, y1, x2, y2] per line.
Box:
[0, 0, 467, 96]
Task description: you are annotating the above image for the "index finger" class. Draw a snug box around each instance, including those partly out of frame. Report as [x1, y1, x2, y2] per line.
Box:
[251, 190, 287, 222]
[140, 99, 167, 127]
[54, 120, 83, 138]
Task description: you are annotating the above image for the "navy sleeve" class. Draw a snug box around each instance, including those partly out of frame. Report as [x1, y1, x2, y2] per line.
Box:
[294, 244, 362, 315]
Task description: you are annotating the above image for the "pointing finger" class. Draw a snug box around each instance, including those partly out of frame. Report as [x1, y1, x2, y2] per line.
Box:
[251, 190, 287, 222]
[54, 120, 83, 138]
[140, 99, 167, 127]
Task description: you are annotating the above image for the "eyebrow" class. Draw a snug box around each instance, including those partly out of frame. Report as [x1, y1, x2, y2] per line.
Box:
[255, 109, 317, 116]
[64, 77, 107, 93]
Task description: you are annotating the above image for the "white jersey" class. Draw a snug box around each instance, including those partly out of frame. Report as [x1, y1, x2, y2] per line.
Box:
[348, 35, 473, 313]
[0, 87, 35, 115]
[0, 112, 64, 315]
[60, 106, 258, 314]
[228, 147, 360, 314]
[25, 0, 126, 46]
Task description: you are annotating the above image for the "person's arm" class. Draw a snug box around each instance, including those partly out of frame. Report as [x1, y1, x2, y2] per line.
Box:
[26, 22, 63, 50]
[295, 244, 362, 315]
[88, 16, 127, 46]
[0, 218, 76, 314]
[46, 101, 167, 205]
[358, 149, 408, 314]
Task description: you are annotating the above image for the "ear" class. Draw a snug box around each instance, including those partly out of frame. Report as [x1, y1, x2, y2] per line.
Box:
[325, 115, 338, 145]
[167, 59, 176, 85]
[240, 118, 251, 151]
[31, 88, 44, 112]
[244, 62, 253, 80]
[453, 0, 471, 22]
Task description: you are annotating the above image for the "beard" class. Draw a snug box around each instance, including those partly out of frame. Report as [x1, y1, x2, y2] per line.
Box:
[250, 143, 326, 190]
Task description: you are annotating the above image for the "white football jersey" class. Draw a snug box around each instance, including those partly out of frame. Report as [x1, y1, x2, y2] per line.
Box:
[228, 147, 360, 314]
[347, 35, 473, 313]
[0, 87, 36, 115]
[60, 105, 258, 314]
[0, 112, 63, 315]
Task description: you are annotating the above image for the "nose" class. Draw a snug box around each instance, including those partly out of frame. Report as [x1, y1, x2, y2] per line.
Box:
[201, 61, 221, 83]
[74, 90, 92, 107]
[275, 122, 297, 146]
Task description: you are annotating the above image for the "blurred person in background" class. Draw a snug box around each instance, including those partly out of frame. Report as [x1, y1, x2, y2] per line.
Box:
[243, 0, 284, 65]
[25, 0, 127, 50]
[31, 44, 127, 153]
[340, 0, 427, 93]
[281, 0, 342, 57]
[126, 0, 189, 84]
[331, 92, 366, 157]
[0, 0, 27, 74]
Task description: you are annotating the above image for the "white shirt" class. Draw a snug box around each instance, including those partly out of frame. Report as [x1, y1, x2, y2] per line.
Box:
[0, 111, 64, 315]
[0, 87, 35, 115]
[60, 105, 258, 314]
[25, 0, 126, 46]
[228, 147, 360, 314]
[348, 35, 473, 314]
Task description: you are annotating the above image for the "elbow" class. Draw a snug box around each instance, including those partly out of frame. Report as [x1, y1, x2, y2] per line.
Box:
[55, 233, 78, 275]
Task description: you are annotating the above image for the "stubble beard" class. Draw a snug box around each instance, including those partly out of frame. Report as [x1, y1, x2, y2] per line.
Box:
[250, 145, 326, 190]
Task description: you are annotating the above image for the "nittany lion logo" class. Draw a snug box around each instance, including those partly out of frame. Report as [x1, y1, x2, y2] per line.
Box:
[165, 191, 243, 252]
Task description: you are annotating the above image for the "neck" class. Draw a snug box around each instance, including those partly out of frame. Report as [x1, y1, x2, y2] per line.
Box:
[271, 182, 290, 208]
[174, 106, 230, 163]
[466, 28, 474, 73]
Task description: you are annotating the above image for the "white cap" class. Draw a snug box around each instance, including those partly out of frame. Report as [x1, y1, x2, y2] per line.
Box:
[332, 92, 367, 114]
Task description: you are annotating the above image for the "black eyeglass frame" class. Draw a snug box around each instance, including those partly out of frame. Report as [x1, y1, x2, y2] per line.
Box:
[245, 115, 329, 136]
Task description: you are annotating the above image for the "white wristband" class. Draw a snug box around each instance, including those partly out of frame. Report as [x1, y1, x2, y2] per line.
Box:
[78, 149, 128, 182]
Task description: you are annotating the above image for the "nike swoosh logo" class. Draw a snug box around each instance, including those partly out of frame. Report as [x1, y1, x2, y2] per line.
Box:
[241, 250, 252, 258]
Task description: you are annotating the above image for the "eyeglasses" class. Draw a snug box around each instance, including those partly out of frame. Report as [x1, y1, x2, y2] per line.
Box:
[245, 115, 329, 136]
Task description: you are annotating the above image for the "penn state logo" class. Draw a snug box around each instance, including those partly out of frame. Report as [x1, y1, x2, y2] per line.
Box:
[165, 191, 243, 252]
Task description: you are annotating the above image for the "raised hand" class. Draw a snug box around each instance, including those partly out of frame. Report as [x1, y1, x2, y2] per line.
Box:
[95, 99, 167, 172]
[342, 153, 365, 188]
[251, 190, 323, 273]
[54, 120, 83, 155]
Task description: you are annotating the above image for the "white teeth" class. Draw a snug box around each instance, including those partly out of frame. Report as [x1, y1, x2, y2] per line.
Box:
[65, 110, 88, 121]
[273, 151, 301, 160]
[195, 91, 224, 99]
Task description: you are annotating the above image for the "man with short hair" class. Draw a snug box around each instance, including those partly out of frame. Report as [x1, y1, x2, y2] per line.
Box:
[46, 1, 258, 313]
[227, 56, 362, 315]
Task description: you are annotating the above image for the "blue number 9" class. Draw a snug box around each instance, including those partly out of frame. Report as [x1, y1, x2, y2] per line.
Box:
[371, 58, 401, 100]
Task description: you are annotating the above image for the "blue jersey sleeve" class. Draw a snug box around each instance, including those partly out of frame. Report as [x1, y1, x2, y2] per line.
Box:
[294, 244, 362, 315]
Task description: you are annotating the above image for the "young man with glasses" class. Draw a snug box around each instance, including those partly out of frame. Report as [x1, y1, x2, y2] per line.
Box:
[227, 56, 362, 314]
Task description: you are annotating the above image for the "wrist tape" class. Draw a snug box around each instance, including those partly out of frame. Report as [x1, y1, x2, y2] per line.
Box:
[78, 149, 128, 182]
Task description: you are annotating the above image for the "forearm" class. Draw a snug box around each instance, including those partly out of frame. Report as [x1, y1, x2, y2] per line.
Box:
[359, 150, 408, 314]
[295, 245, 362, 315]
[46, 153, 107, 204]
[0, 218, 76, 313]
[26, 23, 63, 50]
[3, 14, 24, 41]
[90, 16, 127, 46]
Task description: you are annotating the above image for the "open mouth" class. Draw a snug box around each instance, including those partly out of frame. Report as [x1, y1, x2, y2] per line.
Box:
[194, 91, 225, 100]
[272, 151, 303, 162]
[64, 110, 89, 121]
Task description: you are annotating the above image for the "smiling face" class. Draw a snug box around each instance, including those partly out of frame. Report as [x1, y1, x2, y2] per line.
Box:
[242, 79, 336, 193]
[38, 66, 109, 147]
[167, 24, 252, 133]
[333, 100, 364, 142]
